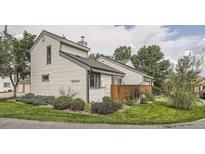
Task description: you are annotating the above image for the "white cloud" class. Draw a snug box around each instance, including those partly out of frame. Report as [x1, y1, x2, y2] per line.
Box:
[1, 25, 205, 75]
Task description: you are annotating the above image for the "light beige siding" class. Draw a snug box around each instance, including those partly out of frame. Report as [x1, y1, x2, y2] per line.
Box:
[98, 57, 146, 85]
[89, 73, 112, 102]
[61, 43, 88, 57]
[125, 59, 135, 68]
[31, 35, 87, 100]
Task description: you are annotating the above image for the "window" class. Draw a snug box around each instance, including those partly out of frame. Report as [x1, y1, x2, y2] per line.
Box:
[112, 76, 122, 85]
[90, 72, 100, 88]
[4, 82, 10, 88]
[47, 45, 52, 64]
[42, 74, 49, 82]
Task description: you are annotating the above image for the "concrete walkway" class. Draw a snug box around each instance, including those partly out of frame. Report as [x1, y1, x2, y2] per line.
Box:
[0, 118, 205, 129]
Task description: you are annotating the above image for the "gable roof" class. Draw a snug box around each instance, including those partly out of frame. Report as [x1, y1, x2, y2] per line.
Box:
[97, 56, 153, 79]
[60, 51, 125, 75]
[29, 30, 90, 52]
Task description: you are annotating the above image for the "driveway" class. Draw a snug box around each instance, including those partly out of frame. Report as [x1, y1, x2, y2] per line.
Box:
[0, 118, 205, 129]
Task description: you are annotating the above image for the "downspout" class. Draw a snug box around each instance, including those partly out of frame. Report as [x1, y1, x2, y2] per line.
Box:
[87, 70, 90, 102]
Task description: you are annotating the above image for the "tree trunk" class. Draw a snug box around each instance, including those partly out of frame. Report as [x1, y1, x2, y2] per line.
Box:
[13, 86, 17, 98]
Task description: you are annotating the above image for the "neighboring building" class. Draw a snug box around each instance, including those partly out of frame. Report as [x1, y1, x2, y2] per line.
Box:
[0, 77, 13, 93]
[17, 76, 31, 94]
[97, 56, 153, 86]
[30, 30, 153, 102]
[195, 76, 205, 96]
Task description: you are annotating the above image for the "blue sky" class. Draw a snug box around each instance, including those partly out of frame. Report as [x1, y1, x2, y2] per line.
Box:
[1, 25, 205, 75]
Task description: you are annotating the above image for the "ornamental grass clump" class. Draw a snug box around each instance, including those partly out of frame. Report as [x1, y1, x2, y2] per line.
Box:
[168, 54, 203, 110]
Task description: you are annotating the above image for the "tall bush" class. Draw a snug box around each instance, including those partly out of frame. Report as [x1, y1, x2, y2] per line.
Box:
[170, 54, 203, 110]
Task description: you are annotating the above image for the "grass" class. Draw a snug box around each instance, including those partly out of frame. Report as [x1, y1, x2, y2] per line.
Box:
[1, 99, 205, 125]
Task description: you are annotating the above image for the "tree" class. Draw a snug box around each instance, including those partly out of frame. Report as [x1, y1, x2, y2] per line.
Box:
[89, 52, 112, 60]
[89, 52, 104, 60]
[0, 26, 36, 98]
[171, 54, 203, 110]
[113, 46, 132, 61]
[132, 45, 171, 94]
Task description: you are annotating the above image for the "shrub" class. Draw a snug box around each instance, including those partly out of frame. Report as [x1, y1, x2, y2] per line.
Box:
[17, 94, 55, 106]
[115, 100, 126, 105]
[53, 96, 72, 110]
[145, 93, 155, 102]
[34, 95, 55, 105]
[24, 93, 35, 99]
[91, 102, 121, 115]
[19, 97, 36, 104]
[85, 103, 92, 112]
[125, 99, 138, 106]
[102, 96, 114, 103]
[140, 93, 155, 104]
[70, 98, 85, 111]
[173, 91, 196, 110]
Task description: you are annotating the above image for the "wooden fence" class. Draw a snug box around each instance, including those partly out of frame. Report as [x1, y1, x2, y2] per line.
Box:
[111, 85, 152, 100]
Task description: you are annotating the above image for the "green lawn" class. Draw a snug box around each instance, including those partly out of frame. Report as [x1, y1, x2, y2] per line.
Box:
[1, 99, 205, 125]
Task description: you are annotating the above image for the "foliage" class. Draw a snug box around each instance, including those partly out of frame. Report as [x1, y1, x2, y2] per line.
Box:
[24, 93, 35, 99]
[131, 45, 172, 94]
[89, 52, 104, 59]
[34, 95, 55, 105]
[58, 86, 77, 98]
[140, 96, 150, 104]
[102, 96, 115, 103]
[140, 93, 155, 104]
[53, 96, 72, 110]
[170, 54, 203, 110]
[125, 99, 138, 106]
[70, 98, 86, 111]
[84, 103, 92, 112]
[145, 92, 155, 102]
[3, 100, 205, 125]
[113, 46, 132, 61]
[0, 26, 36, 97]
[16, 93, 55, 105]
[91, 102, 121, 114]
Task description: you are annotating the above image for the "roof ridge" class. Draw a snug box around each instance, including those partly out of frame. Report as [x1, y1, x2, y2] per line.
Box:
[42, 30, 90, 50]
[98, 55, 153, 78]
[60, 51, 125, 75]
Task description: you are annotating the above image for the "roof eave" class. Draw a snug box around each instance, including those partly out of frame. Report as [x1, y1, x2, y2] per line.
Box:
[97, 56, 153, 78]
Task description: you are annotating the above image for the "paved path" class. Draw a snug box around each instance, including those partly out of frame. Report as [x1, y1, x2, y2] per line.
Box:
[0, 118, 205, 129]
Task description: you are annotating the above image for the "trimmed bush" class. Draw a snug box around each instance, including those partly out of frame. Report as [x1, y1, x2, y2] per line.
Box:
[24, 93, 35, 99]
[34, 95, 55, 105]
[91, 101, 121, 115]
[17, 93, 55, 105]
[70, 98, 85, 111]
[53, 96, 72, 110]
[102, 96, 114, 103]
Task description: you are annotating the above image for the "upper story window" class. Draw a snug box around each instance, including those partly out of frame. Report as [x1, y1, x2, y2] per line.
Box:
[47, 45, 52, 65]
[42, 74, 49, 82]
[90, 72, 100, 88]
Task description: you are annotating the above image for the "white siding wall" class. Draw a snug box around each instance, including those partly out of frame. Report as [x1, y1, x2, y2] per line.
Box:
[31, 35, 87, 101]
[98, 58, 145, 85]
[61, 43, 88, 57]
[125, 60, 135, 68]
[89, 73, 112, 102]
[0, 77, 13, 92]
